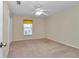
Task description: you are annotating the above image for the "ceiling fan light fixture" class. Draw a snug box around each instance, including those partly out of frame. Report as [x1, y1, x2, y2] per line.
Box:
[33, 4, 48, 16]
[35, 11, 43, 16]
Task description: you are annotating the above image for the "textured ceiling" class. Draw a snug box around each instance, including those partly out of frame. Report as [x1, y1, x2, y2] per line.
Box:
[8, 1, 79, 18]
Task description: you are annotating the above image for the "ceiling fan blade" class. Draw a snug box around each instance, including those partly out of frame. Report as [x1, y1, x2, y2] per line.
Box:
[42, 12, 48, 15]
[32, 10, 37, 14]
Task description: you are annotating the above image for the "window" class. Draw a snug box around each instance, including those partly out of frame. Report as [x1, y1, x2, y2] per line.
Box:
[23, 20, 32, 35]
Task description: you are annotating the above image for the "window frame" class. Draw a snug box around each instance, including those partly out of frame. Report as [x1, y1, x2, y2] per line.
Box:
[23, 20, 32, 36]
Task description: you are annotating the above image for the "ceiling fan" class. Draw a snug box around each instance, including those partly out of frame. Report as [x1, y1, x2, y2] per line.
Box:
[32, 4, 48, 16]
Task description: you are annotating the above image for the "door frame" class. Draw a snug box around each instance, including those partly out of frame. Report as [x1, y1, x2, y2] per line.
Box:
[0, 1, 3, 58]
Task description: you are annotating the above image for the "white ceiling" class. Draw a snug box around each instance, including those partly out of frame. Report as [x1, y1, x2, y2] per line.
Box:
[8, 1, 79, 18]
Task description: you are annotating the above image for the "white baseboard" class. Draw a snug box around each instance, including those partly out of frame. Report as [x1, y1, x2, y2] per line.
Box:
[12, 38, 46, 42]
[46, 38, 79, 50]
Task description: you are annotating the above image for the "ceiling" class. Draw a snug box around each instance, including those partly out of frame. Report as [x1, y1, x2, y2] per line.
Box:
[8, 1, 79, 18]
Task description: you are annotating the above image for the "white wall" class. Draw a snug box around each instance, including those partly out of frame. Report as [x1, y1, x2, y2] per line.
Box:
[12, 16, 45, 41]
[46, 5, 79, 49]
[9, 17, 13, 43]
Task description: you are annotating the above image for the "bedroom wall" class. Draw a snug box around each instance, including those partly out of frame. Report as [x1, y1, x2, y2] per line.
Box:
[12, 16, 45, 41]
[46, 5, 79, 49]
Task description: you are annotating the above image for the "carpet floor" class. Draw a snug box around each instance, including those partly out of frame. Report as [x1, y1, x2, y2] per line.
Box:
[8, 39, 79, 58]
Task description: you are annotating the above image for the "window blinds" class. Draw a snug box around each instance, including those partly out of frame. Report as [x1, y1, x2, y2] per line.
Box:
[23, 20, 32, 24]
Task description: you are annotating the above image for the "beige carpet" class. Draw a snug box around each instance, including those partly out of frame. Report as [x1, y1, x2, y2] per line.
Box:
[8, 39, 79, 58]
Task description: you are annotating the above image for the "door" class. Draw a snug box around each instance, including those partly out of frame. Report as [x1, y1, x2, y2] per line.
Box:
[0, 1, 3, 58]
[3, 1, 11, 58]
[0, 1, 10, 58]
